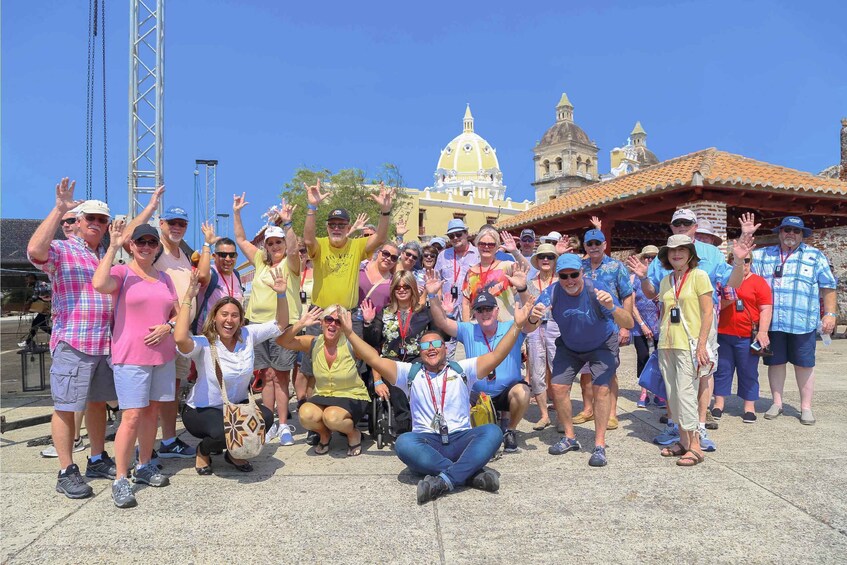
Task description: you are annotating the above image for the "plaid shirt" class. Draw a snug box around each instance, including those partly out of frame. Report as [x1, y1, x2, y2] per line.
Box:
[751, 243, 837, 334]
[29, 236, 113, 355]
[582, 255, 634, 303]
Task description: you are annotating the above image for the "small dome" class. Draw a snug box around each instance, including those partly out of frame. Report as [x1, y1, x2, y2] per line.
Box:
[537, 121, 594, 148]
[435, 106, 500, 175]
[633, 145, 659, 167]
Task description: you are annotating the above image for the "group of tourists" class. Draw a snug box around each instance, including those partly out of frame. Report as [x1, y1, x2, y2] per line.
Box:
[29, 175, 838, 507]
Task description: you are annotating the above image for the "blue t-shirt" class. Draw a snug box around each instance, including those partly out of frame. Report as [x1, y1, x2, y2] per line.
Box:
[547, 278, 620, 352]
[455, 320, 526, 396]
[647, 240, 732, 304]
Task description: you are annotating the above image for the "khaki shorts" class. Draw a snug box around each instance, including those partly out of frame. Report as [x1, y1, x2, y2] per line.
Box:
[50, 342, 116, 412]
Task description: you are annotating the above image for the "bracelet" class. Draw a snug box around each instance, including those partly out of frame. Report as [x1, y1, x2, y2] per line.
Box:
[824, 312, 837, 317]
[307, 204, 318, 211]
[528, 317, 539, 325]
[638, 275, 648, 281]
[181, 301, 192, 307]
[515, 285, 528, 293]
[277, 292, 287, 298]
[374, 380, 384, 386]
[639, 321, 647, 326]
[607, 305, 617, 313]
[381, 211, 391, 216]
[283, 222, 293, 229]
[427, 293, 438, 299]
[203, 242, 211, 248]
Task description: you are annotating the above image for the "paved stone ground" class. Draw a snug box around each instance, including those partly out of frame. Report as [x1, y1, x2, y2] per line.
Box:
[1, 315, 846, 563]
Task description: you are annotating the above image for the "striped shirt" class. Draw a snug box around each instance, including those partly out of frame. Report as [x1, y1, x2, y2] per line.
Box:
[29, 236, 113, 355]
[751, 243, 837, 334]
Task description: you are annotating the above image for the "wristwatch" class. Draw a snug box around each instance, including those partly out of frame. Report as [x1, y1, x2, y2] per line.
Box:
[167, 321, 176, 334]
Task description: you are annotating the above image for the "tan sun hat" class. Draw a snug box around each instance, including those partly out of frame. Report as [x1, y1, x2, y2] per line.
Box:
[695, 219, 723, 245]
[639, 245, 660, 257]
[530, 243, 559, 270]
[657, 234, 699, 266]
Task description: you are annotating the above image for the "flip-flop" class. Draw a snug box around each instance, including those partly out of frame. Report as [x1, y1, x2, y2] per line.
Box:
[314, 442, 330, 455]
[346, 442, 362, 457]
[676, 451, 704, 467]
[532, 420, 552, 431]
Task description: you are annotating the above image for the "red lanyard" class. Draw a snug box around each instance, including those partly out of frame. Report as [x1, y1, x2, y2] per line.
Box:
[535, 274, 551, 292]
[779, 246, 797, 267]
[424, 367, 448, 415]
[397, 309, 413, 342]
[481, 328, 495, 352]
[478, 260, 499, 286]
[300, 266, 309, 287]
[452, 252, 461, 285]
[221, 270, 236, 297]
[673, 269, 691, 303]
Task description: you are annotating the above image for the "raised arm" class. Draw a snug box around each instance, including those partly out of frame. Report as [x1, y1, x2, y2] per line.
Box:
[28, 178, 84, 263]
[269, 266, 290, 330]
[196, 221, 215, 285]
[476, 302, 531, 377]
[277, 199, 301, 275]
[277, 306, 322, 352]
[304, 179, 331, 256]
[92, 220, 128, 294]
[232, 193, 260, 264]
[123, 186, 165, 245]
[500, 231, 530, 271]
[365, 182, 394, 255]
[174, 270, 202, 354]
[425, 270, 458, 337]
[625, 255, 658, 299]
[338, 309, 398, 384]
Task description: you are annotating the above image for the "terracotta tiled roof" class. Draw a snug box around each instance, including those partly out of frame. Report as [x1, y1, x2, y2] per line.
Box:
[498, 148, 847, 229]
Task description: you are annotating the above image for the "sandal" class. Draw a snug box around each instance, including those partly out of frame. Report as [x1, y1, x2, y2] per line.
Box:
[660, 442, 686, 457]
[224, 452, 253, 472]
[676, 450, 705, 467]
[195, 465, 213, 475]
[532, 420, 552, 431]
[314, 442, 330, 455]
[346, 442, 362, 457]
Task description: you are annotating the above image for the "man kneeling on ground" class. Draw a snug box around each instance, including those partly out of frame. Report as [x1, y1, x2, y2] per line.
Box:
[338, 302, 536, 504]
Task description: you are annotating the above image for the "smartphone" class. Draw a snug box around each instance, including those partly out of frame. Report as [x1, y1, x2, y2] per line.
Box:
[750, 340, 762, 352]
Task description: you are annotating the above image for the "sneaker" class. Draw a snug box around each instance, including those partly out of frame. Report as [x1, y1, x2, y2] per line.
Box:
[548, 436, 581, 455]
[800, 408, 816, 426]
[705, 409, 719, 430]
[111, 477, 137, 508]
[159, 437, 196, 459]
[469, 468, 500, 493]
[710, 407, 723, 421]
[659, 415, 669, 424]
[134, 447, 162, 470]
[699, 429, 717, 452]
[502, 430, 518, 453]
[653, 423, 680, 446]
[636, 396, 648, 408]
[416, 474, 449, 504]
[764, 403, 783, 420]
[265, 421, 280, 442]
[41, 436, 85, 458]
[56, 464, 93, 499]
[588, 446, 608, 467]
[278, 424, 296, 446]
[572, 411, 594, 424]
[85, 452, 117, 479]
[133, 463, 170, 487]
[742, 411, 757, 424]
[17, 340, 28, 348]
[305, 430, 320, 446]
[654, 397, 667, 408]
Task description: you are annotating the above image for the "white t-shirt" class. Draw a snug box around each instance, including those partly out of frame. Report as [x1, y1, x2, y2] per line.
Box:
[395, 358, 479, 434]
[180, 321, 281, 408]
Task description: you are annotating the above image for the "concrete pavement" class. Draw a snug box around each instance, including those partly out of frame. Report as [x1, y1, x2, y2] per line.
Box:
[1, 326, 846, 563]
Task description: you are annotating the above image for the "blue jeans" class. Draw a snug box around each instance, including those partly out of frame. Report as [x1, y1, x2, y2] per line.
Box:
[715, 334, 760, 401]
[395, 425, 503, 489]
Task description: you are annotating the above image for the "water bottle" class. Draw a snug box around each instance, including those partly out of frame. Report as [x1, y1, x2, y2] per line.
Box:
[818, 321, 832, 346]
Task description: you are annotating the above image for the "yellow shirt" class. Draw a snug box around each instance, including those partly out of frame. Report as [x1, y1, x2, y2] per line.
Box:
[658, 268, 713, 350]
[311, 335, 370, 401]
[310, 237, 369, 309]
[244, 256, 301, 324]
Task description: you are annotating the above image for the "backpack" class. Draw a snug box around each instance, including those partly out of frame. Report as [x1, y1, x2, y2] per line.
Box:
[407, 360, 466, 385]
[191, 268, 243, 333]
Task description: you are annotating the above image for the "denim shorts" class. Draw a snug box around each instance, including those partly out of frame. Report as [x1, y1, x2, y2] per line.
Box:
[551, 333, 620, 387]
[113, 362, 177, 409]
[254, 338, 297, 372]
[764, 330, 816, 367]
[50, 341, 116, 412]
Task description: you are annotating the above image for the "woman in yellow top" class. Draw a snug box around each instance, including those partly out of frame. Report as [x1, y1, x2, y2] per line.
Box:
[278, 305, 369, 456]
[233, 194, 301, 446]
[656, 235, 713, 467]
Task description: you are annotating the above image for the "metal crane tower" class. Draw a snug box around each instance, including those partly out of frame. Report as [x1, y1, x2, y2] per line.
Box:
[127, 0, 165, 219]
[194, 159, 219, 245]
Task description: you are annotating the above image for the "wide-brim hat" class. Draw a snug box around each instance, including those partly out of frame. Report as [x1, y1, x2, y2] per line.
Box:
[658, 234, 699, 265]
[639, 245, 660, 257]
[772, 216, 812, 237]
[695, 219, 723, 245]
[530, 243, 559, 270]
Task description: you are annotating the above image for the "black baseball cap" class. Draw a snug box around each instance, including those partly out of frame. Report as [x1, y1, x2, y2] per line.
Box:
[472, 291, 497, 311]
[327, 209, 350, 222]
[131, 224, 160, 242]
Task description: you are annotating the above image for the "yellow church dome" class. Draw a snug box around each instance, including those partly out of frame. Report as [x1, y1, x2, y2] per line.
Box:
[435, 105, 500, 175]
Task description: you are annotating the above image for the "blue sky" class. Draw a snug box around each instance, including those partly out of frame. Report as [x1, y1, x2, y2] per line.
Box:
[4, 1, 846, 246]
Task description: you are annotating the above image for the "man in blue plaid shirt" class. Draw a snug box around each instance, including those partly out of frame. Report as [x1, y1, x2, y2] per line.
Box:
[745, 215, 837, 425]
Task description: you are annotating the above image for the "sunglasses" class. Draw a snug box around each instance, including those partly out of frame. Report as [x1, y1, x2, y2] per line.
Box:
[216, 251, 238, 259]
[447, 231, 466, 240]
[327, 223, 348, 230]
[585, 240, 604, 247]
[559, 272, 581, 280]
[61, 218, 77, 226]
[781, 227, 803, 234]
[420, 339, 444, 350]
[520, 237, 535, 243]
[380, 250, 399, 262]
[423, 253, 437, 259]
[84, 214, 109, 225]
[323, 316, 341, 326]
[477, 241, 497, 249]
[403, 251, 419, 261]
[265, 238, 285, 246]
[744, 258, 752, 264]
[166, 219, 188, 228]
[671, 219, 694, 227]
[394, 284, 411, 292]
[643, 255, 657, 260]
[537, 254, 556, 261]
[133, 238, 159, 248]
[474, 306, 495, 313]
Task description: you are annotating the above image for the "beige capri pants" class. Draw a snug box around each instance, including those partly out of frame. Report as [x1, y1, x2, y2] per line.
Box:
[658, 347, 699, 431]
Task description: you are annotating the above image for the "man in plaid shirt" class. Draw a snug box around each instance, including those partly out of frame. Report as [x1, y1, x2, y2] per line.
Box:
[746, 215, 837, 425]
[28, 178, 162, 499]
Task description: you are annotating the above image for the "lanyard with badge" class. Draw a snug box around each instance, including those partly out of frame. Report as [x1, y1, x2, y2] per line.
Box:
[451, 253, 461, 300]
[424, 367, 450, 444]
[221, 271, 237, 298]
[481, 330, 497, 381]
[299, 267, 309, 304]
[669, 270, 691, 324]
[397, 310, 413, 359]
[774, 246, 799, 279]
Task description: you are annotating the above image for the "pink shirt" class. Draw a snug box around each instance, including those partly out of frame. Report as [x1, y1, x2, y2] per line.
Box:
[110, 264, 178, 365]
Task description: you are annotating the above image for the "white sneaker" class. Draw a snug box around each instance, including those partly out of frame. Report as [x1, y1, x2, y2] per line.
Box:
[278, 424, 296, 446]
[41, 437, 85, 458]
[265, 422, 280, 442]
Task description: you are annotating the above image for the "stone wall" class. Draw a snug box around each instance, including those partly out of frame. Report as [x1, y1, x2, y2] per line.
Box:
[807, 225, 847, 323]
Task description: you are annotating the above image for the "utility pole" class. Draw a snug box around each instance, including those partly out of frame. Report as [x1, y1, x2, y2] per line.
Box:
[194, 159, 218, 246]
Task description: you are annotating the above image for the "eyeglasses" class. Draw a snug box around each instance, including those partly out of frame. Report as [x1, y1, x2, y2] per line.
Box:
[744, 258, 752, 264]
[84, 214, 109, 225]
[671, 219, 694, 227]
[643, 255, 657, 260]
[477, 241, 497, 249]
[61, 218, 77, 226]
[520, 237, 535, 243]
[327, 223, 348, 231]
[422, 253, 437, 259]
[216, 252, 238, 259]
[323, 316, 341, 326]
[585, 240, 604, 247]
[133, 238, 159, 248]
[474, 306, 495, 313]
[265, 239, 285, 246]
[781, 227, 803, 234]
[403, 251, 419, 261]
[537, 254, 556, 261]
[394, 284, 411, 292]
[166, 219, 188, 228]
[380, 250, 399, 262]
[559, 272, 581, 280]
[447, 231, 466, 240]
[420, 339, 444, 350]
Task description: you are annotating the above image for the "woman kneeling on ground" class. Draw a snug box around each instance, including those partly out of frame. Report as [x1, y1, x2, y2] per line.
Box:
[174, 269, 289, 474]
[277, 305, 370, 456]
